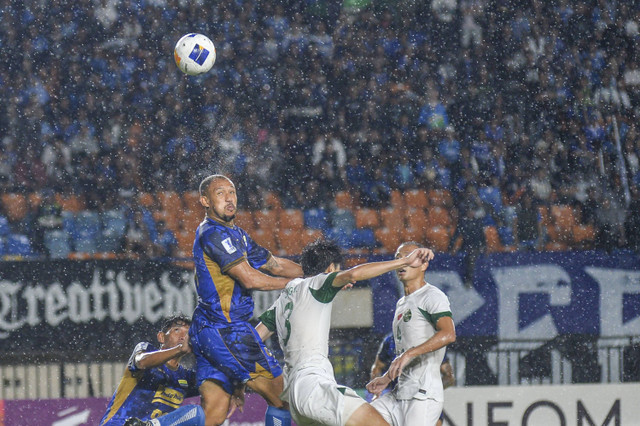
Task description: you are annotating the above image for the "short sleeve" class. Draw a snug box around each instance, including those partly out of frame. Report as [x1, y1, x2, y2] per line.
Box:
[309, 272, 341, 303]
[418, 287, 453, 327]
[258, 305, 278, 332]
[243, 229, 271, 270]
[127, 342, 154, 372]
[201, 228, 246, 273]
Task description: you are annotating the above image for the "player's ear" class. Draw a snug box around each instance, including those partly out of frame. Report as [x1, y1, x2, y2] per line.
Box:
[157, 331, 166, 345]
[200, 195, 210, 208]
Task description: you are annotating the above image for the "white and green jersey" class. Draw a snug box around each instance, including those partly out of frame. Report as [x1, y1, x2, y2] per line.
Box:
[259, 272, 341, 375]
[392, 282, 452, 401]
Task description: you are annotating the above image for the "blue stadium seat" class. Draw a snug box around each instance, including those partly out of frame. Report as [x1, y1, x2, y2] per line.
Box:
[75, 211, 101, 239]
[44, 230, 72, 259]
[303, 208, 330, 232]
[97, 229, 122, 252]
[0, 215, 10, 237]
[62, 211, 77, 236]
[102, 210, 127, 238]
[331, 209, 356, 233]
[6, 233, 33, 257]
[73, 231, 98, 254]
[326, 228, 353, 249]
[350, 228, 376, 249]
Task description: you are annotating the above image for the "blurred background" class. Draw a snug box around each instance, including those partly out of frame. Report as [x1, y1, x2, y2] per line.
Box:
[0, 0, 639, 423]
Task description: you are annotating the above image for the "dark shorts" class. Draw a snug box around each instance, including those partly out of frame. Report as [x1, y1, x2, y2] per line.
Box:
[190, 315, 282, 394]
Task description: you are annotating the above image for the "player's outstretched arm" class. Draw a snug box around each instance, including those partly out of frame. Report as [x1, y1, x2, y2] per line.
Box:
[331, 248, 434, 288]
[228, 261, 291, 290]
[260, 255, 303, 279]
[134, 343, 191, 370]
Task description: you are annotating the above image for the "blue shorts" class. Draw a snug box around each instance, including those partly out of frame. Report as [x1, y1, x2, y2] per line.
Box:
[190, 313, 282, 395]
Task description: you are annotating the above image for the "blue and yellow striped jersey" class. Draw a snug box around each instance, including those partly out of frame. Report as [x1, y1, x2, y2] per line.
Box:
[192, 216, 271, 323]
[99, 342, 198, 425]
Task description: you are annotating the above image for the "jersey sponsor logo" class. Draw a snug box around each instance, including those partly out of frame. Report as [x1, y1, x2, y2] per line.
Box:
[403, 309, 412, 322]
[152, 385, 184, 408]
[222, 238, 237, 254]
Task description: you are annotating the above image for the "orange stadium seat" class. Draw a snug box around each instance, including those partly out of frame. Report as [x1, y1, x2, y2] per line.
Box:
[573, 224, 595, 248]
[334, 191, 355, 210]
[254, 209, 278, 231]
[427, 189, 452, 208]
[276, 228, 306, 255]
[484, 225, 515, 253]
[1, 193, 28, 222]
[380, 207, 405, 234]
[390, 190, 404, 209]
[538, 206, 550, 227]
[425, 226, 451, 252]
[58, 194, 86, 213]
[427, 206, 452, 230]
[182, 191, 201, 211]
[264, 191, 283, 211]
[355, 208, 380, 229]
[251, 228, 277, 252]
[153, 210, 180, 233]
[138, 192, 155, 209]
[402, 226, 425, 244]
[279, 209, 305, 231]
[404, 189, 429, 209]
[234, 210, 255, 232]
[181, 210, 203, 232]
[176, 230, 194, 257]
[157, 191, 183, 212]
[374, 227, 401, 253]
[551, 204, 576, 241]
[28, 192, 43, 211]
[406, 207, 428, 231]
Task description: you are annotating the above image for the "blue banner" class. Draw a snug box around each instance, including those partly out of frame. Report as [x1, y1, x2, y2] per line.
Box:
[371, 251, 640, 339]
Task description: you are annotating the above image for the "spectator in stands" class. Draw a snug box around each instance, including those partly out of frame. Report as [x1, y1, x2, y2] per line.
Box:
[31, 190, 63, 257]
[449, 185, 487, 288]
[153, 220, 178, 258]
[514, 190, 543, 251]
[123, 209, 155, 259]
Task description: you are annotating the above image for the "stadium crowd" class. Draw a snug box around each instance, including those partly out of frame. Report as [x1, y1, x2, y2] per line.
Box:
[1, 0, 640, 262]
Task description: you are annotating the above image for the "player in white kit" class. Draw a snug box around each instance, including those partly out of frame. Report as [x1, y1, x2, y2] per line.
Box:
[256, 239, 435, 426]
[366, 241, 456, 426]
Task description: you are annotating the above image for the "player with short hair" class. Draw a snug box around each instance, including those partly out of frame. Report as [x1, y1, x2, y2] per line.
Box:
[256, 239, 435, 426]
[189, 174, 303, 426]
[367, 241, 456, 426]
[100, 315, 205, 426]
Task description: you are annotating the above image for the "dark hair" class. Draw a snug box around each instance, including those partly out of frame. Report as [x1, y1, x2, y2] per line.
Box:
[199, 174, 232, 196]
[160, 314, 191, 333]
[300, 239, 343, 276]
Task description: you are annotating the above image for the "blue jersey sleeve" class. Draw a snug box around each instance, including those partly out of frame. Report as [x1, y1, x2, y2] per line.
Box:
[201, 228, 247, 273]
[376, 333, 396, 365]
[243, 229, 271, 270]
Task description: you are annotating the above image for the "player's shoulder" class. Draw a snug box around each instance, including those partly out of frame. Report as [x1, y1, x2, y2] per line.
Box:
[422, 282, 448, 298]
[132, 341, 156, 354]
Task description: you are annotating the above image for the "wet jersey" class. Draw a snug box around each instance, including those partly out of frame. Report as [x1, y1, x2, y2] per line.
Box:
[99, 342, 198, 425]
[192, 216, 271, 323]
[259, 272, 340, 376]
[392, 282, 452, 401]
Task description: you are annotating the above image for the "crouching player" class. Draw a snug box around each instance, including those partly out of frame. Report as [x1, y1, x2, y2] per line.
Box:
[99, 315, 206, 426]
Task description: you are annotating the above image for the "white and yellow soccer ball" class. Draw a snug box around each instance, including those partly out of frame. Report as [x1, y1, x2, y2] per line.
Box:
[174, 33, 216, 76]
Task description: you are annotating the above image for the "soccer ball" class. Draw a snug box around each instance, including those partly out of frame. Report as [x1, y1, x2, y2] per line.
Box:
[174, 33, 216, 76]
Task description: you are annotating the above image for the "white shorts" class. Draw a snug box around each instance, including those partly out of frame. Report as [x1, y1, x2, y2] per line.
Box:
[288, 365, 366, 426]
[371, 392, 443, 426]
